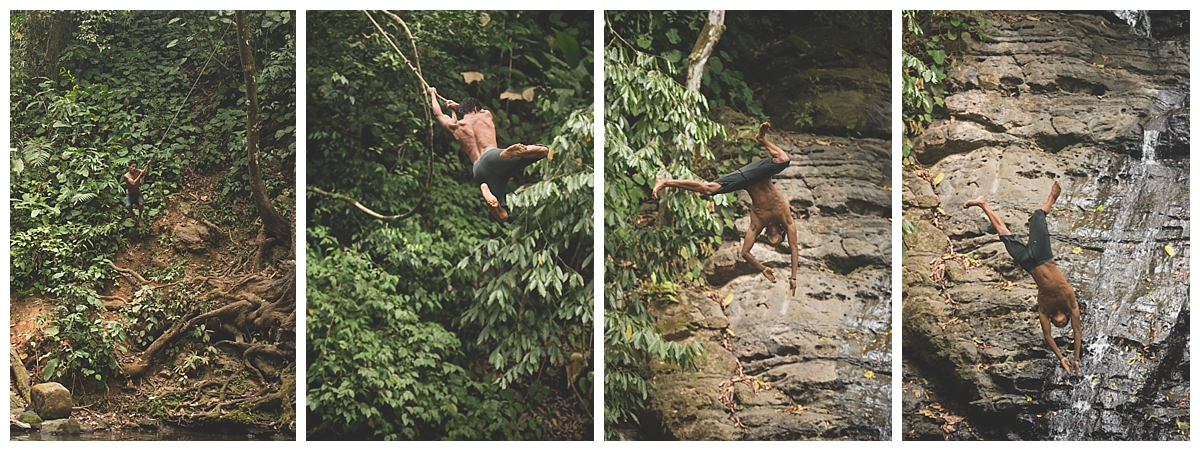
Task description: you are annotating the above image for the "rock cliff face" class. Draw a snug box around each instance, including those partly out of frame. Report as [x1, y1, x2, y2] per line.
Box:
[903, 11, 1188, 440]
[644, 117, 892, 440]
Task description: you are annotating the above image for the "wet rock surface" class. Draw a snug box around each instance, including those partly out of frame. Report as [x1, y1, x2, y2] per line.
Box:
[646, 122, 892, 440]
[903, 11, 1189, 441]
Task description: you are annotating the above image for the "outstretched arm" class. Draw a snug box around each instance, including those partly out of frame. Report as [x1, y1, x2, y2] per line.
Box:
[1039, 310, 1072, 375]
[429, 87, 457, 130]
[740, 214, 775, 282]
[786, 220, 799, 296]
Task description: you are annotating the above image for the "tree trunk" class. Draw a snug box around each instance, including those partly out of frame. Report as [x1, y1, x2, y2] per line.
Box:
[235, 11, 290, 253]
[685, 10, 726, 158]
[685, 11, 726, 92]
[20, 11, 78, 82]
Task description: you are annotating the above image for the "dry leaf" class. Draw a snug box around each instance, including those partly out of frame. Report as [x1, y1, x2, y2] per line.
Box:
[723, 293, 734, 307]
[499, 91, 524, 101]
[461, 71, 484, 84]
[522, 87, 535, 101]
[480, 12, 491, 27]
[864, 370, 875, 379]
[814, 139, 830, 145]
[625, 324, 632, 340]
[1072, 247, 1082, 254]
[1164, 245, 1176, 257]
[933, 172, 945, 186]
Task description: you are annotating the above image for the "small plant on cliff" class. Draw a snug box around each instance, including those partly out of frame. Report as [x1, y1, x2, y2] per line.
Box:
[901, 10, 985, 163]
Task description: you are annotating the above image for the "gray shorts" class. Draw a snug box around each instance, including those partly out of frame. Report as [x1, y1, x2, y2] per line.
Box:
[125, 191, 145, 207]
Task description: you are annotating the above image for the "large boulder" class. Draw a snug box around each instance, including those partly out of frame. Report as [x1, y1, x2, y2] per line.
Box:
[172, 219, 211, 253]
[30, 382, 72, 420]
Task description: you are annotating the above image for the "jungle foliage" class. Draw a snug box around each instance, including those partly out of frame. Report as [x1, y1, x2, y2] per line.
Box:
[902, 10, 985, 162]
[305, 11, 593, 440]
[10, 10, 296, 392]
[604, 12, 733, 440]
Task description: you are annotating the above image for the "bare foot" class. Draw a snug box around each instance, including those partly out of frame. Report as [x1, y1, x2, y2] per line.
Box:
[755, 122, 771, 142]
[652, 176, 667, 199]
[499, 143, 526, 159]
[480, 183, 500, 208]
[1042, 180, 1062, 212]
[963, 195, 987, 209]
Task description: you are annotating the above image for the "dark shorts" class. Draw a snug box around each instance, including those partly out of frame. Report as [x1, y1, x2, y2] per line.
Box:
[711, 158, 790, 195]
[1001, 209, 1054, 272]
[471, 147, 540, 212]
[124, 191, 144, 208]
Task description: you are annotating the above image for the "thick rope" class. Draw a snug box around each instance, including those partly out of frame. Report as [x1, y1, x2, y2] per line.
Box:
[154, 21, 233, 153]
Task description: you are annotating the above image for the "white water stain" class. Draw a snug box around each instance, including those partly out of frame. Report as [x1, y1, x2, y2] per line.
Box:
[1141, 129, 1160, 164]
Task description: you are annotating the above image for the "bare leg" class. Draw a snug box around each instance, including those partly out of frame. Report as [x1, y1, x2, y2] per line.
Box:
[499, 143, 549, 159]
[480, 183, 509, 223]
[1039, 180, 1062, 213]
[653, 176, 722, 199]
[963, 196, 1013, 236]
[755, 122, 790, 164]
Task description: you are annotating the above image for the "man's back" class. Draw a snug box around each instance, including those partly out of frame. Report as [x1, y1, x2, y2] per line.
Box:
[452, 111, 498, 163]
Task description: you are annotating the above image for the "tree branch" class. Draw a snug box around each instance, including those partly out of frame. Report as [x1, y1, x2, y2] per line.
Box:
[306, 186, 415, 221]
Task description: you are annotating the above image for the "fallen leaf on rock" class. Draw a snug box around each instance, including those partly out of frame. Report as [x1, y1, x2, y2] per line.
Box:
[1165, 245, 1176, 257]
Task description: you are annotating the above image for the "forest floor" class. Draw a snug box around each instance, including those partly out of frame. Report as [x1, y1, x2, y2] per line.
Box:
[10, 171, 295, 439]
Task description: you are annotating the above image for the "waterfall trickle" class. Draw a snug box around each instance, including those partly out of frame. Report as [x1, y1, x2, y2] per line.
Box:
[1045, 155, 1189, 440]
[1141, 129, 1160, 164]
[1113, 10, 1153, 38]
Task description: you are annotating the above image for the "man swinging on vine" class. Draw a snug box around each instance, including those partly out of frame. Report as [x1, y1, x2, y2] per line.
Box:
[123, 159, 152, 227]
[429, 87, 549, 223]
[652, 122, 800, 296]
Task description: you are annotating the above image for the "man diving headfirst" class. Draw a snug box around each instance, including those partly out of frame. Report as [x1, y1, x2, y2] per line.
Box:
[964, 180, 1082, 375]
[652, 122, 800, 296]
[429, 87, 549, 223]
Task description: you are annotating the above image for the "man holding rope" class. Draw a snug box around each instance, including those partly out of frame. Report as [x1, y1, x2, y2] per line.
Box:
[123, 159, 152, 227]
[429, 87, 549, 223]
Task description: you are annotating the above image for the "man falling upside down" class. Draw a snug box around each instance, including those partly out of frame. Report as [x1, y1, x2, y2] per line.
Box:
[429, 87, 549, 223]
[964, 180, 1082, 375]
[653, 122, 799, 296]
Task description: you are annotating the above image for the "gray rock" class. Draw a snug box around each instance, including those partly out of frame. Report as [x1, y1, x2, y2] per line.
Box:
[172, 219, 211, 253]
[904, 11, 1189, 441]
[647, 125, 891, 440]
[30, 382, 72, 420]
[40, 418, 81, 435]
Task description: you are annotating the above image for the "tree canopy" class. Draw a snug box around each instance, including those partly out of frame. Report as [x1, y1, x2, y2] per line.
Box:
[305, 11, 593, 440]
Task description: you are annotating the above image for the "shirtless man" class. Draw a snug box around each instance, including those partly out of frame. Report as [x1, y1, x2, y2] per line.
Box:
[123, 159, 151, 226]
[652, 122, 799, 296]
[964, 180, 1082, 375]
[429, 87, 549, 223]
